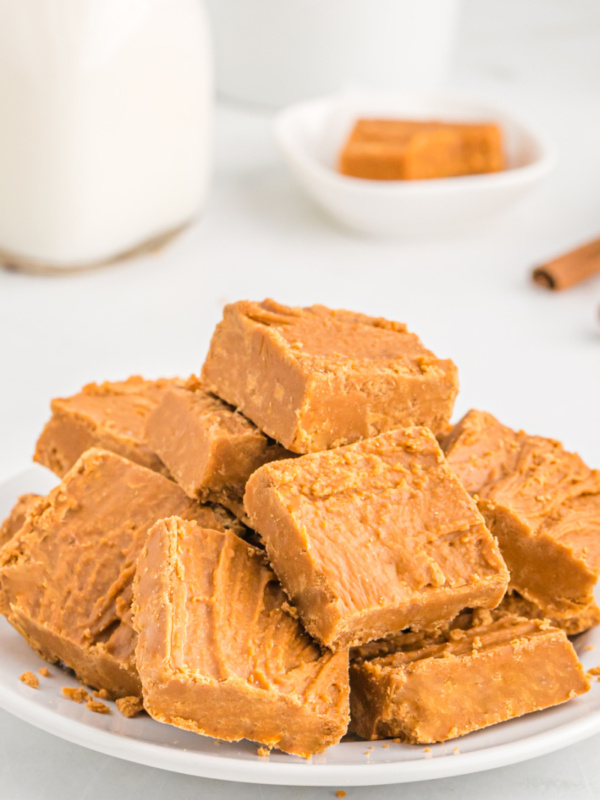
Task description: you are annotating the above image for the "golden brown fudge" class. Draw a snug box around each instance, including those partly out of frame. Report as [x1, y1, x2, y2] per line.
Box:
[496, 591, 600, 636]
[443, 410, 600, 624]
[201, 300, 459, 453]
[350, 612, 589, 742]
[133, 517, 349, 757]
[339, 119, 504, 181]
[145, 377, 291, 520]
[244, 427, 508, 650]
[0, 493, 40, 548]
[34, 376, 182, 478]
[0, 449, 239, 698]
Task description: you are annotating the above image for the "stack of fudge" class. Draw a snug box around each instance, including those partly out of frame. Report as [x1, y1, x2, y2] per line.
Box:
[0, 299, 597, 757]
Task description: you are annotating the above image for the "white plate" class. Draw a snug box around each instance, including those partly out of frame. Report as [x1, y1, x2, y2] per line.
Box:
[0, 467, 599, 787]
[274, 90, 556, 238]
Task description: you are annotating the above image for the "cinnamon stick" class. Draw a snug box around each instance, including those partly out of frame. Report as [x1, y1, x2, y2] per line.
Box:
[533, 236, 600, 290]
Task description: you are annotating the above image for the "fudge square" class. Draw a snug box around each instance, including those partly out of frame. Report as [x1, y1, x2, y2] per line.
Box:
[34, 376, 181, 478]
[146, 377, 290, 520]
[201, 299, 458, 453]
[339, 119, 504, 181]
[133, 517, 350, 757]
[244, 427, 508, 650]
[443, 409, 600, 623]
[349, 611, 589, 743]
[0, 449, 239, 698]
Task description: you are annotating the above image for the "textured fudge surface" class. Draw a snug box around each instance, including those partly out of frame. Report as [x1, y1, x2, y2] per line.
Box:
[339, 119, 504, 181]
[0, 449, 238, 698]
[497, 591, 600, 636]
[133, 518, 349, 757]
[245, 427, 508, 650]
[201, 299, 459, 453]
[146, 377, 290, 519]
[34, 376, 181, 478]
[350, 611, 589, 743]
[443, 409, 600, 620]
[0, 493, 40, 548]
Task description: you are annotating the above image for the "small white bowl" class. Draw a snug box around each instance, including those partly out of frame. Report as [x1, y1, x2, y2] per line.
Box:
[273, 91, 557, 238]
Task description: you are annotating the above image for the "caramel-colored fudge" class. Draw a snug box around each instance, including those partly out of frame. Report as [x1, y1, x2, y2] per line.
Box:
[133, 517, 349, 757]
[146, 377, 290, 520]
[497, 591, 600, 637]
[202, 300, 459, 453]
[244, 427, 508, 650]
[0, 449, 238, 698]
[34, 376, 181, 478]
[350, 612, 589, 743]
[443, 410, 600, 623]
[0, 493, 40, 548]
[339, 119, 504, 181]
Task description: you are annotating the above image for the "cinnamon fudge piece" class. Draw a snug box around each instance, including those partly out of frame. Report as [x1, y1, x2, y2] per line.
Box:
[133, 517, 349, 757]
[443, 410, 600, 623]
[244, 427, 508, 650]
[0, 493, 40, 548]
[350, 612, 589, 743]
[0, 449, 238, 698]
[339, 119, 504, 181]
[34, 376, 182, 478]
[201, 300, 459, 453]
[146, 377, 291, 520]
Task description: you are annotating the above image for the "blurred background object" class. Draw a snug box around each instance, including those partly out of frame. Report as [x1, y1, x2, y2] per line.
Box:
[274, 91, 555, 237]
[0, 0, 213, 273]
[205, 0, 462, 107]
[532, 235, 600, 290]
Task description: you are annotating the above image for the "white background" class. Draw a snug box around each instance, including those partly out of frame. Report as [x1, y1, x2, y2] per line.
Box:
[1, 0, 599, 796]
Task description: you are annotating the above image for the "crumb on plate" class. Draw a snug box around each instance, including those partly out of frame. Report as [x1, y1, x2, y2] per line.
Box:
[20, 671, 39, 689]
[62, 686, 90, 703]
[86, 699, 110, 714]
[116, 696, 144, 718]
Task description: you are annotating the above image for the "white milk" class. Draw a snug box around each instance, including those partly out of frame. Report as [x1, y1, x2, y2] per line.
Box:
[0, 0, 212, 270]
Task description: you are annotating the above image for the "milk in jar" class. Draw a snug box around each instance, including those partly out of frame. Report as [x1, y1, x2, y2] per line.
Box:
[0, 0, 212, 271]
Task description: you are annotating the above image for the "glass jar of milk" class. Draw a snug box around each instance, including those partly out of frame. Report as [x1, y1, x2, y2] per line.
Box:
[0, 0, 212, 272]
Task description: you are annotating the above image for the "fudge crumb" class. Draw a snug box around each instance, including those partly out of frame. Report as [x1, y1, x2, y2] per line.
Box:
[86, 699, 110, 714]
[38, 667, 50, 678]
[383, 743, 390, 749]
[116, 696, 144, 718]
[424, 747, 431, 753]
[392, 738, 401, 744]
[335, 792, 347, 798]
[453, 746, 460, 755]
[584, 645, 596, 652]
[587, 666, 600, 676]
[93, 688, 112, 700]
[257, 747, 270, 757]
[20, 671, 39, 689]
[62, 686, 90, 704]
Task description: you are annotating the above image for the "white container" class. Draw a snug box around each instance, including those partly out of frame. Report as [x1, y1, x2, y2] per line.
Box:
[0, 0, 212, 272]
[205, 0, 461, 108]
[274, 91, 557, 238]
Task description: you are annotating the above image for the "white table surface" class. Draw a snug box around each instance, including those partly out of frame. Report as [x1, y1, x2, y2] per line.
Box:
[1, 0, 599, 796]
